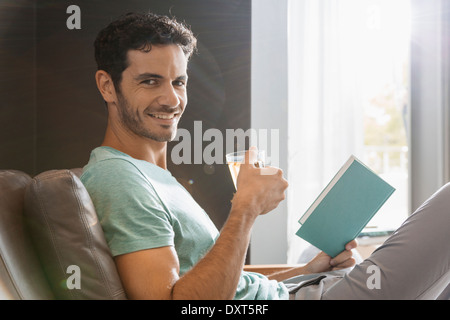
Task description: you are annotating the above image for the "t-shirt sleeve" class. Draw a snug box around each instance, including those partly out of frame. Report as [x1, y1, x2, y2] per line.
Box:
[81, 158, 174, 256]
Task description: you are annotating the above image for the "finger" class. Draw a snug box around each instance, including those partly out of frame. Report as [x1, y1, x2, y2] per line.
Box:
[260, 165, 280, 176]
[345, 239, 358, 250]
[332, 257, 356, 270]
[244, 146, 258, 166]
[330, 249, 353, 266]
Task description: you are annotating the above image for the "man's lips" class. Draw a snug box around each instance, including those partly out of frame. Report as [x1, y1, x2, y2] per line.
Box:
[148, 113, 178, 120]
[146, 112, 181, 124]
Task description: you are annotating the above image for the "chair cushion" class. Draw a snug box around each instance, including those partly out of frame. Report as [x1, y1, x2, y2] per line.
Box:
[24, 169, 127, 300]
[0, 170, 54, 300]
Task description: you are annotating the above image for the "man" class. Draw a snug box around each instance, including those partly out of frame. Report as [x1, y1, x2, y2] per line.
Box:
[82, 12, 449, 300]
[81, 12, 356, 300]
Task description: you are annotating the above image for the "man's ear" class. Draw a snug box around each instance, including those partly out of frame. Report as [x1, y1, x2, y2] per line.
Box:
[95, 70, 117, 104]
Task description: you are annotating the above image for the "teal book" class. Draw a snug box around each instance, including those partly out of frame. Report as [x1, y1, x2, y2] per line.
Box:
[295, 155, 395, 257]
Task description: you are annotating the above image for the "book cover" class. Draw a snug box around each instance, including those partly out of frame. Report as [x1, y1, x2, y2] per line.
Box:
[295, 155, 395, 257]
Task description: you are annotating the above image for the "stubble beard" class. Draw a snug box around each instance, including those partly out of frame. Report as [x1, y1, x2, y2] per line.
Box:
[116, 92, 178, 143]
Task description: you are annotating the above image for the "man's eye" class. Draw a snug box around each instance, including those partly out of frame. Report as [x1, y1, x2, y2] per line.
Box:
[173, 80, 186, 87]
[141, 79, 157, 85]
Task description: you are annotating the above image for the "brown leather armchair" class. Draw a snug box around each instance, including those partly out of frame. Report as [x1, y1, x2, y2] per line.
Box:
[0, 170, 53, 299]
[0, 169, 125, 299]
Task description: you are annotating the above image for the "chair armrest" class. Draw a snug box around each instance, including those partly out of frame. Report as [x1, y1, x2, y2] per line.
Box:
[244, 264, 303, 276]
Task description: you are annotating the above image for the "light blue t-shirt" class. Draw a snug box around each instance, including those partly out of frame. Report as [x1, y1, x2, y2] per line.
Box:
[81, 146, 289, 300]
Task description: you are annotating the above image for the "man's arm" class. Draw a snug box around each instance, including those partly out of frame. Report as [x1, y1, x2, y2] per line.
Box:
[266, 240, 358, 282]
[115, 147, 289, 300]
[115, 200, 256, 300]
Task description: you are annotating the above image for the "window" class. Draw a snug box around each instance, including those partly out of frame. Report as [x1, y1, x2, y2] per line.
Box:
[360, 0, 411, 230]
[287, 0, 412, 263]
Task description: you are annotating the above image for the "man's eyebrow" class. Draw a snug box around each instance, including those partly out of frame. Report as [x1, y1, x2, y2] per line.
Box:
[134, 73, 188, 81]
[134, 73, 163, 81]
[176, 75, 188, 81]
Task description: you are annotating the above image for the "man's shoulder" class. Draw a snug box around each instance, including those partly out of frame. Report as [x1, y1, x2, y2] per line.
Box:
[80, 147, 145, 184]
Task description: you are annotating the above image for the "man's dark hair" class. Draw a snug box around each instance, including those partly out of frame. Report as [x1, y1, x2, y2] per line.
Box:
[94, 12, 197, 90]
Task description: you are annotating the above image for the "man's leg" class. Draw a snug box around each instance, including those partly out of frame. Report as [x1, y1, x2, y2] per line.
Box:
[322, 183, 450, 300]
[437, 284, 450, 300]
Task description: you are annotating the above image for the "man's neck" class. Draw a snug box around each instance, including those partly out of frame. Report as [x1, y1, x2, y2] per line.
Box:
[101, 126, 168, 170]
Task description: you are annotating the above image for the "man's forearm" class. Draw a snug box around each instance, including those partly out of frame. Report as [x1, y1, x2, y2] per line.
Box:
[172, 151, 288, 299]
[172, 205, 255, 300]
[266, 265, 308, 282]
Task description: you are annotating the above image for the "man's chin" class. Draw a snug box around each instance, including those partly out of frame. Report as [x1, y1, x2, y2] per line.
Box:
[143, 128, 178, 143]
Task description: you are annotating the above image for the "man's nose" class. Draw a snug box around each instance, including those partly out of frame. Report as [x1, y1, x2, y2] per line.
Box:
[157, 84, 181, 107]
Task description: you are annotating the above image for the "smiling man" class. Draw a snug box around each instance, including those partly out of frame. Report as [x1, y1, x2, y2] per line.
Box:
[81, 12, 359, 300]
[97, 45, 188, 167]
[113, 49, 187, 141]
[80, 11, 450, 301]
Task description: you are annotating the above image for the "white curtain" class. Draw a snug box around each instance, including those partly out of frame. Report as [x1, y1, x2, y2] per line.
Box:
[287, 0, 369, 264]
[286, 0, 411, 263]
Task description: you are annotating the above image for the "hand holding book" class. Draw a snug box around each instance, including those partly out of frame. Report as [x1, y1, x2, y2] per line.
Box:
[303, 239, 358, 274]
[295, 155, 395, 258]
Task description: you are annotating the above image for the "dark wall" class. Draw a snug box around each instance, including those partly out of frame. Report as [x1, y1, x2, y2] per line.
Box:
[0, 1, 36, 173]
[0, 0, 251, 231]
